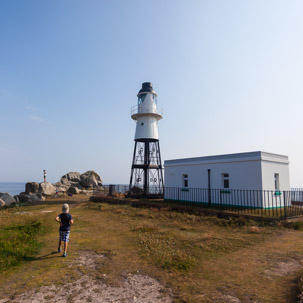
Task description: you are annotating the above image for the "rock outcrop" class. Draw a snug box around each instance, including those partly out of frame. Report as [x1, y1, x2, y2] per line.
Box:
[67, 187, 81, 195]
[16, 193, 45, 203]
[16, 170, 103, 204]
[55, 185, 68, 193]
[0, 193, 16, 206]
[39, 182, 56, 196]
[60, 172, 81, 184]
[80, 170, 103, 188]
[0, 199, 5, 208]
[25, 182, 40, 194]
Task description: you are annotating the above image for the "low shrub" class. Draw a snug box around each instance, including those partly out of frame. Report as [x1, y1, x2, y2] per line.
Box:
[292, 221, 303, 230]
[282, 220, 303, 231]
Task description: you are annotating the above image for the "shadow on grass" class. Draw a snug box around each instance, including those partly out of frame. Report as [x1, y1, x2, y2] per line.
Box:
[25, 251, 64, 261]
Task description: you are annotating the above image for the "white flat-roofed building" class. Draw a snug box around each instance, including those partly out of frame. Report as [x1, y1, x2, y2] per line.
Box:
[164, 151, 290, 208]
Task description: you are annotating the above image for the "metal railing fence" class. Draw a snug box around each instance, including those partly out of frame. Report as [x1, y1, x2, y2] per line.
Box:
[92, 185, 303, 220]
[164, 187, 294, 219]
[291, 188, 303, 203]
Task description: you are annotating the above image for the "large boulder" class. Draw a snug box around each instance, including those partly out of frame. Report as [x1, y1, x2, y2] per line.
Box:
[60, 172, 81, 184]
[39, 182, 56, 196]
[33, 193, 45, 201]
[0, 193, 16, 206]
[17, 194, 30, 203]
[25, 182, 40, 194]
[54, 181, 69, 193]
[0, 199, 5, 208]
[67, 187, 81, 195]
[80, 170, 103, 188]
[17, 193, 45, 203]
[55, 185, 68, 193]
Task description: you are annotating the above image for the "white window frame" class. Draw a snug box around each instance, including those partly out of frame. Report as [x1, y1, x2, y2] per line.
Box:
[182, 174, 188, 188]
[222, 173, 230, 189]
[274, 173, 280, 191]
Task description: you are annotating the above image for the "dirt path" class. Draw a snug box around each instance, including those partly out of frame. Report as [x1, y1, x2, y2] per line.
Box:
[0, 251, 172, 303]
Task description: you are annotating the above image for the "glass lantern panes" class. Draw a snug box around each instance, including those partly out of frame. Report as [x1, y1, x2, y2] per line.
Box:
[138, 94, 147, 104]
[153, 94, 157, 104]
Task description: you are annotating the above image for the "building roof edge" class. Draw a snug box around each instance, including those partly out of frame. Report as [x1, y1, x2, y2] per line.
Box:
[164, 151, 289, 165]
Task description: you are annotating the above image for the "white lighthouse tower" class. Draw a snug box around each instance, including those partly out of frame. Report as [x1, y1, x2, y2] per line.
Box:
[129, 82, 164, 196]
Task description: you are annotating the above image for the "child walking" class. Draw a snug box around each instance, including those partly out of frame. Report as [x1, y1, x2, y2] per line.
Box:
[55, 203, 74, 257]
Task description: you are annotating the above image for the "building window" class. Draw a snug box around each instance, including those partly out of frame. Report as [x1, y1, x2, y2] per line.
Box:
[274, 173, 280, 191]
[222, 173, 229, 189]
[182, 174, 188, 188]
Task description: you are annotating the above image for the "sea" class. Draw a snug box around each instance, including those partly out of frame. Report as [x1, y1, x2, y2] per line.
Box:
[0, 182, 26, 196]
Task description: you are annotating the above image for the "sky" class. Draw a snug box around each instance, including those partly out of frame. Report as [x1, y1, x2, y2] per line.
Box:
[0, 0, 302, 187]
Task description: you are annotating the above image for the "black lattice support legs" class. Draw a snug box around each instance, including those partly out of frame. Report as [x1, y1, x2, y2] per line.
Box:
[129, 139, 164, 197]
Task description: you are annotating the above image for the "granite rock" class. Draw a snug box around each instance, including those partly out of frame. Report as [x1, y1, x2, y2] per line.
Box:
[80, 170, 103, 188]
[0, 199, 5, 208]
[25, 182, 40, 194]
[0, 192, 16, 206]
[39, 182, 56, 196]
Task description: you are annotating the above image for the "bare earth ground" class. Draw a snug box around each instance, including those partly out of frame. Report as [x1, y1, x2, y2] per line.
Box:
[1, 195, 303, 303]
[0, 251, 172, 303]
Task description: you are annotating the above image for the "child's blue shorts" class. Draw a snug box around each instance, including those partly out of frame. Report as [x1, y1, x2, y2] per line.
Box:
[59, 231, 70, 242]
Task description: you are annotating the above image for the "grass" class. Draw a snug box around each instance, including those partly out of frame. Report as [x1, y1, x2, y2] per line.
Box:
[133, 212, 273, 272]
[137, 228, 197, 270]
[0, 195, 303, 302]
[0, 220, 43, 270]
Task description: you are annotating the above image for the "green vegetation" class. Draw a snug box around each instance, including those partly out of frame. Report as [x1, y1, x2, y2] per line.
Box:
[0, 195, 303, 302]
[289, 221, 303, 231]
[137, 229, 196, 270]
[0, 220, 43, 270]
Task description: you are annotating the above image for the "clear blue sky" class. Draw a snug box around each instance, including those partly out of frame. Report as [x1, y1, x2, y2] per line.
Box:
[1, 0, 302, 187]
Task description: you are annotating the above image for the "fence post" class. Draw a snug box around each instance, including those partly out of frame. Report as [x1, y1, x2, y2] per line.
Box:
[207, 169, 211, 206]
[109, 184, 115, 196]
[283, 191, 287, 220]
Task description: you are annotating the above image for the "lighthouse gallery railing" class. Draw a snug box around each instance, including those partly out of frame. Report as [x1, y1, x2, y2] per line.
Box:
[130, 105, 163, 117]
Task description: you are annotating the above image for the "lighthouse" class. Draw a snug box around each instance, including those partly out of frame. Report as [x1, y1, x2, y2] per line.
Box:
[129, 82, 164, 197]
